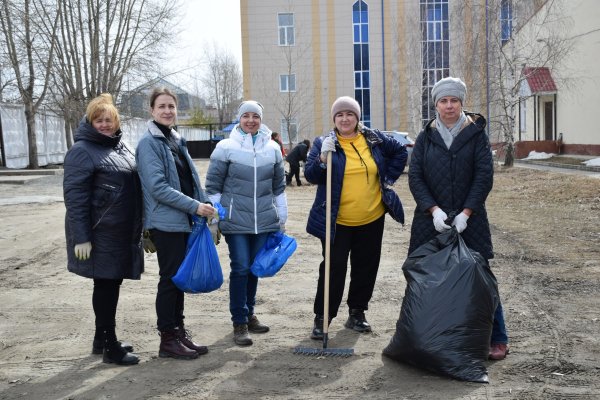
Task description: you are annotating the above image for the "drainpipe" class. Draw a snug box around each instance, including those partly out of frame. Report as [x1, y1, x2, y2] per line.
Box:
[381, 0, 387, 130]
[485, 0, 490, 137]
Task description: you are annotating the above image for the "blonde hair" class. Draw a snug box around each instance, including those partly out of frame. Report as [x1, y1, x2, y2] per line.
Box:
[86, 93, 120, 130]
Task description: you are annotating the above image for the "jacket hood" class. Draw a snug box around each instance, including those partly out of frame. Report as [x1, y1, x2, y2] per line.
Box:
[75, 117, 122, 147]
[230, 124, 272, 149]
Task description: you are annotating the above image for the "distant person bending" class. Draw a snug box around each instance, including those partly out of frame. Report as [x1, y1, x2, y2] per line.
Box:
[286, 139, 311, 186]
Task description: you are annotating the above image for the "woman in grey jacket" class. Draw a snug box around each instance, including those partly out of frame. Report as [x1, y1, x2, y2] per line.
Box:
[136, 87, 216, 360]
[205, 100, 288, 346]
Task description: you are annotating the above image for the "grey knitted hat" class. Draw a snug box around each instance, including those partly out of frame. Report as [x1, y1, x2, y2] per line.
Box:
[331, 96, 361, 121]
[431, 77, 467, 104]
[237, 100, 263, 120]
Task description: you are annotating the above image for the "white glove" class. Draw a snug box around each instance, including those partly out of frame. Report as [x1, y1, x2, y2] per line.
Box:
[452, 212, 469, 233]
[320, 136, 336, 163]
[432, 209, 451, 233]
[208, 220, 221, 245]
[74, 242, 92, 260]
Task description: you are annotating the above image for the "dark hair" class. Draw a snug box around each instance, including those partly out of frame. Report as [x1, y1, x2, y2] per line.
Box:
[149, 87, 178, 108]
[271, 132, 280, 139]
[302, 139, 311, 147]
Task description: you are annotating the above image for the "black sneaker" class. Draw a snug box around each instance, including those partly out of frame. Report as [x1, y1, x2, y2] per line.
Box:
[344, 309, 372, 333]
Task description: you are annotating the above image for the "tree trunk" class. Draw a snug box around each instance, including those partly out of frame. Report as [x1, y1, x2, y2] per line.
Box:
[24, 105, 39, 169]
[504, 141, 514, 167]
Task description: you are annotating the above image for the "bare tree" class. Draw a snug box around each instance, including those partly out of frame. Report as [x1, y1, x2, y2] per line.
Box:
[201, 42, 242, 126]
[48, 0, 181, 147]
[488, 0, 573, 167]
[0, 0, 60, 168]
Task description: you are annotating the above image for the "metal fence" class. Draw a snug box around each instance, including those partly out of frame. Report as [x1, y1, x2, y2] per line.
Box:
[0, 102, 226, 169]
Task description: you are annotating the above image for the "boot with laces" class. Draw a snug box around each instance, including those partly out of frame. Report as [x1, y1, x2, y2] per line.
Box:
[175, 325, 208, 355]
[233, 323, 253, 346]
[159, 330, 198, 360]
[247, 315, 270, 333]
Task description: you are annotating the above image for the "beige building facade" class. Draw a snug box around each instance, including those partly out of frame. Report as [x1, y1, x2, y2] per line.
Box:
[241, 0, 600, 154]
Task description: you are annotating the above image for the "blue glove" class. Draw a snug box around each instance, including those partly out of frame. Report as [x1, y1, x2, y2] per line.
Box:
[214, 202, 226, 220]
[452, 212, 469, 233]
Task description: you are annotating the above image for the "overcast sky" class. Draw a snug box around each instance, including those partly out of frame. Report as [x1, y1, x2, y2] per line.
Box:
[165, 0, 242, 93]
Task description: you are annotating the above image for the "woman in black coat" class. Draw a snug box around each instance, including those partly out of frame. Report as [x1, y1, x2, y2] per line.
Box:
[63, 93, 143, 365]
[408, 77, 509, 361]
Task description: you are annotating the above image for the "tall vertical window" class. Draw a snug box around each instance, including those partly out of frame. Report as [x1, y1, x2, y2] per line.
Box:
[420, 0, 449, 127]
[279, 74, 296, 92]
[353, 1, 371, 127]
[500, 0, 513, 45]
[278, 13, 295, 46]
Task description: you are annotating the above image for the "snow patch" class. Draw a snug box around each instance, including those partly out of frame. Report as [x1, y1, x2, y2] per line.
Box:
[524, 151, 555, 160]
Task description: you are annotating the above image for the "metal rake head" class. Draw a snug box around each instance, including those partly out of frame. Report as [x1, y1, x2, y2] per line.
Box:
[293, 347, 354, 357]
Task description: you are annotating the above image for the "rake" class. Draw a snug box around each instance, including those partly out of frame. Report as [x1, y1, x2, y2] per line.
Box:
[294, 151, 354, 357]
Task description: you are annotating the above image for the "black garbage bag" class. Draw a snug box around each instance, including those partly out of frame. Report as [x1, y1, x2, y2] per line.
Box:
[383, 228, 499, 383]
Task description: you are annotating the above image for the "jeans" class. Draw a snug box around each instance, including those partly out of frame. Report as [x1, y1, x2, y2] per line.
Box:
[224, 233, 269, 324]
[491, 300, 509, 344]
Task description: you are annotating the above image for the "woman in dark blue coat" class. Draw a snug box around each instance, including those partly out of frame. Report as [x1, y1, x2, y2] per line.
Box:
[63, 94, 142, 365]
[408, 77, 509, 360]
[305, 96, 407, 340]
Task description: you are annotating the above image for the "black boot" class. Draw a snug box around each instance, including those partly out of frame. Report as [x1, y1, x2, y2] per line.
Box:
[159, 330, 199, 360]
[310, 315, 324, 340]
[344, 309, 372, 332]
[103, 334, 139, 366]
[310, 315, 332, 340]
[175, 325, 208, 355]
[93, 328, 133, 354]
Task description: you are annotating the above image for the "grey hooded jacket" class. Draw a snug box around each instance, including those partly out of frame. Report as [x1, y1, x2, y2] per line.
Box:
[205, 125, 287, 235]
[136, 121, 209, 232]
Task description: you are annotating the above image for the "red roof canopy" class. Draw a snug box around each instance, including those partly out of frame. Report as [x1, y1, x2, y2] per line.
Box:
[522, 67, 557, 93]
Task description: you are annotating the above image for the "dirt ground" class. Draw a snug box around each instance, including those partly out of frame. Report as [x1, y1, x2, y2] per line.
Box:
[0, 160, 599, 400]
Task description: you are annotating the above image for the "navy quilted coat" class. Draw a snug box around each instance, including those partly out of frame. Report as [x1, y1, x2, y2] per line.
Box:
[305, 126, 408, 241]
[63, 119, 144, 280]
[408, 112, 494, 260]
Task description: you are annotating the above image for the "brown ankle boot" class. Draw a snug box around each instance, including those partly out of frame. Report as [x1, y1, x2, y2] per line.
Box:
[248, 315, 270, 333]
[175, 325, 208, 355]
[233, 323, 253, 346]
[159, 330, 198, 360]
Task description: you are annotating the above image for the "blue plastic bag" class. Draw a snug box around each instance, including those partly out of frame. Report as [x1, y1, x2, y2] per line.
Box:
[250, 231, 297, 278]
[172, 216, 223, 293]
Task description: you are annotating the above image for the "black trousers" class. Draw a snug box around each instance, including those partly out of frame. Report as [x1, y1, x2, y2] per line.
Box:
[287, 161, 301, 185]
[93, 278, 123, 340]
[150, 229, 189, 332]
[313, 215, 385, 319]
